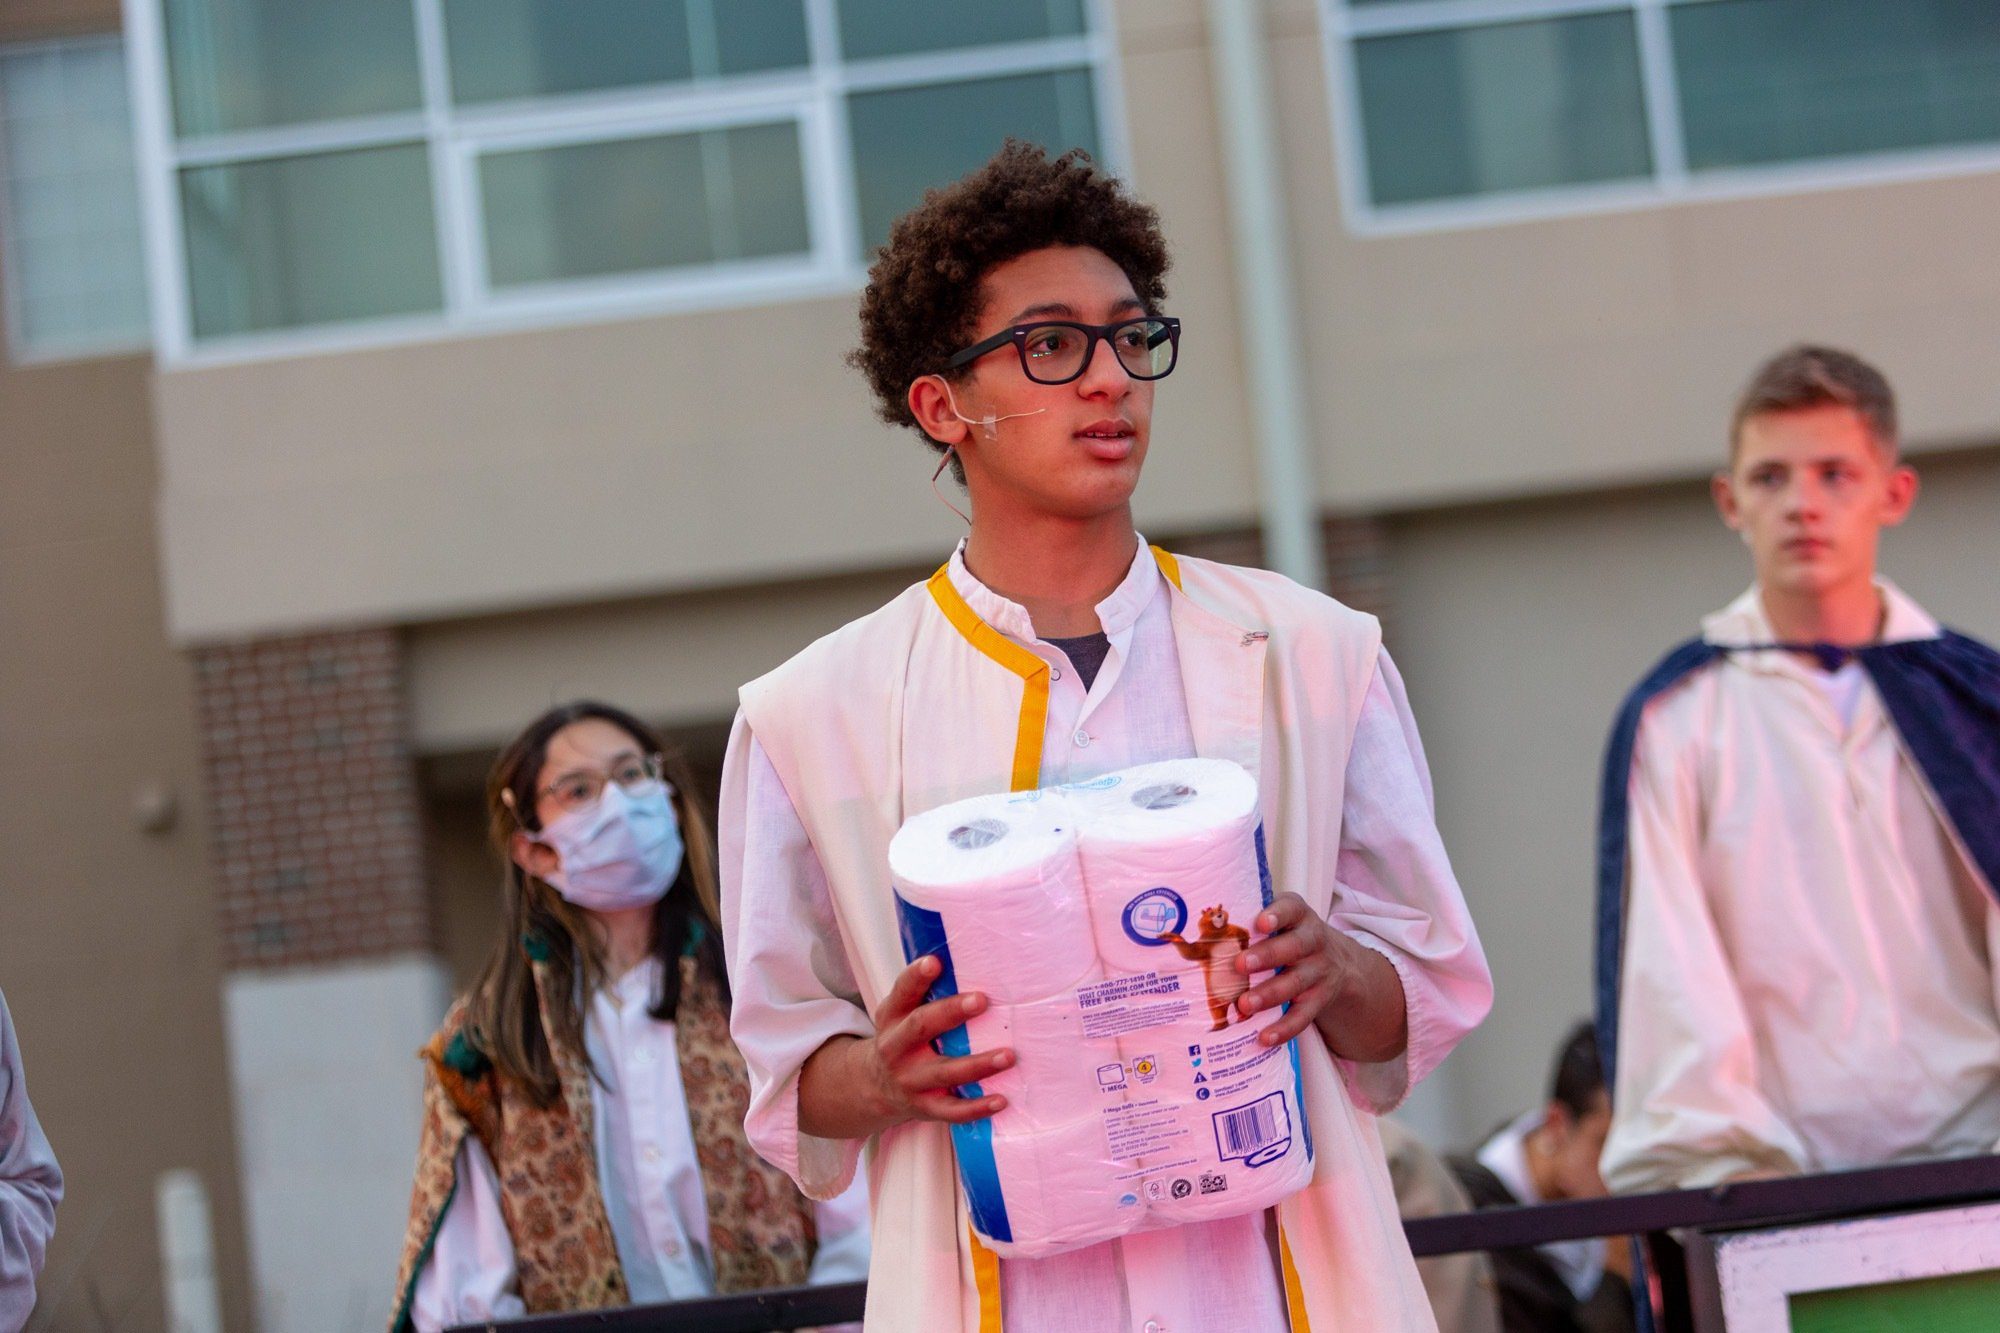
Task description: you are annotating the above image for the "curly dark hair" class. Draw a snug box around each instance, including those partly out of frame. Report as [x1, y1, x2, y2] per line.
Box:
[849, 141, 1171, 451]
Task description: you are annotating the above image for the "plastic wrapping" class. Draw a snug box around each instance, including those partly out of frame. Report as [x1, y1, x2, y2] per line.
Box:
[890, 758, 1314, 1259]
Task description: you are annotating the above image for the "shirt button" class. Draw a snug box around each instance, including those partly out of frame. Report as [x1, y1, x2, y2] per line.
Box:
[642, 1144, 662, 1163]
[1050, 666, 1062, 680]
[1074, 730, 1090, 748]
[1143, 1322, 1163, 1333]
[663, 1238, 682, 1258]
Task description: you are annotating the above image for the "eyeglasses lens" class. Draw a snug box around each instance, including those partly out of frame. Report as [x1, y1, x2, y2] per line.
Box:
[546, 755, 664, 813]
[1020, 320, 1175, 384]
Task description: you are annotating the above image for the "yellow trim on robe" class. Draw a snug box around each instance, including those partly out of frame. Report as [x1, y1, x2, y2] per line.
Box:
[968, 1224, 1004, 1333]
[1280, 1225, 1314, 1333]
[927, 566, 1049, 792]
[929, 546, 1307, 1333]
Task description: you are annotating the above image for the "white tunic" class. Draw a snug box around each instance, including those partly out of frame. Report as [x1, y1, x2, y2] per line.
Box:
[410, 957, 871, 1329]
[1602, 583, 2000, 1194]
[725, 542, 1490, 1333]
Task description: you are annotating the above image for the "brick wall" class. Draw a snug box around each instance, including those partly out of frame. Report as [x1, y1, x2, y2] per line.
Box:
[192, 628, 430, 969]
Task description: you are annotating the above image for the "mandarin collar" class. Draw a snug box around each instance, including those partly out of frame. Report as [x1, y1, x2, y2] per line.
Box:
[945, 534, 1161, 643]
[1702, 580, 1939, 665]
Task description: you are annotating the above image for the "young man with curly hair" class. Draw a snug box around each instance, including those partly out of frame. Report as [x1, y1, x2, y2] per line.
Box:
[719, 143, 1491, 1332]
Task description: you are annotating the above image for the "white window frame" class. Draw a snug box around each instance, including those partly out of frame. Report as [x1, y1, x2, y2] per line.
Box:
[121, 0, 1128, 367]
[1320, 0, 2000, 237]
[0, 32, 152, 364]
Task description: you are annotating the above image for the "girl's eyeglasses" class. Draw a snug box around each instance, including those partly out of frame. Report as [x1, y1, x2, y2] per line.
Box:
[535, 754, 667, 814]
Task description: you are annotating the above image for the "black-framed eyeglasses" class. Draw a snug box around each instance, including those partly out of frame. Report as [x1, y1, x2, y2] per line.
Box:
[944, 316, 1181, 386]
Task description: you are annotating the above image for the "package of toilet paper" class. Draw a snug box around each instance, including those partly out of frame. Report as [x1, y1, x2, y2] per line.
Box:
[890, 758, 1314, 1259]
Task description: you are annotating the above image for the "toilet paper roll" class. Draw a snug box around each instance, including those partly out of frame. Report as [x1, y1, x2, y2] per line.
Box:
[978, 1115, 1140, 1259]
[890, 794, 1095, 1004]
[967, 993, 1119, 1134]
[1073, 761, 1268, 1032]
[1141, 1076, 1314, 1227]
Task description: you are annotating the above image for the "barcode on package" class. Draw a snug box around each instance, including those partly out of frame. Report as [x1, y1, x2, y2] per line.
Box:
[1212, 1092, 1290, 1162]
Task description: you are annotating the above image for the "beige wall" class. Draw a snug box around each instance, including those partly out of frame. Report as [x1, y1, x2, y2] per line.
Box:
[148, 0, 1265, 645]
[1264, 0, 2000, 509]
[1383, 447, 2000, 1138]
[404, 565, 930, 754]
[0, 340, 252, 1330]
[147, 0, 2000, 644]
[0, 10, 250, 1329]
[0, 0, 119, 40]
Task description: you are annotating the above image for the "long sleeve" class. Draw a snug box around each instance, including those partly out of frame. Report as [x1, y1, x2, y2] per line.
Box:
[1328, 651, 1494, 1112]
[408, 1137, 526, 1332]
[0, 990, 61, 1333]
[1599, 706, 1809, 1193]
[719, 713, 877, 1200]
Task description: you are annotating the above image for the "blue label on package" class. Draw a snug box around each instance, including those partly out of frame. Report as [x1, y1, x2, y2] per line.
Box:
[894, 889, 1013, 1242]
[1121, 886, 1188, 946]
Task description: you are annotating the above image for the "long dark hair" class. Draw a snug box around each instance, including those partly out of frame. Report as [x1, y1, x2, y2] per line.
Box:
[463, 701, 729, 1106]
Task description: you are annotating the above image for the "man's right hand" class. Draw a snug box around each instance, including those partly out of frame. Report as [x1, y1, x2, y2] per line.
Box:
[798, 955, 1012, 1139]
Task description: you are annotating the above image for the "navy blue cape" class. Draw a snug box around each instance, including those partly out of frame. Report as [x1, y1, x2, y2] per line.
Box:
[1594, 630, 2000, 1083]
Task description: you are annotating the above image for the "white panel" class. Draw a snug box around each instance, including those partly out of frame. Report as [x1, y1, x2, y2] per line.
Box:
[156, 1169, 224, 1333]
[223, 955, 451, 1333]
[1713, 1200, 2000, 1331]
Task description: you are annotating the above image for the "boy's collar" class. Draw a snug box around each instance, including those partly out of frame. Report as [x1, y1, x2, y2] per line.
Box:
[1703, 579, 1940, 667]
[945, 534, 1161, 643]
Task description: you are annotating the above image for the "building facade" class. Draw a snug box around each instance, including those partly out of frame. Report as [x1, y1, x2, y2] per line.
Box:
[3, 0, 1999, 1327]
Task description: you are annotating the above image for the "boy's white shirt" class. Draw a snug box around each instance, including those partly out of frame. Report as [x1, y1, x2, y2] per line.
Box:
[1602, 581, 2000, 1194]
[721, 540, 1492, 1332]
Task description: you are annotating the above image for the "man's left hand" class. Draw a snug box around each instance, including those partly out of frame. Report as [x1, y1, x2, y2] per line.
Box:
[1234, 893, 1409, 1062]
[1234, 893, 1364, 1046]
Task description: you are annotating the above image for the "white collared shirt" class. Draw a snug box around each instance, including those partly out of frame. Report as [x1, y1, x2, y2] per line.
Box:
[726, 539, 1487, 1333]
[1476, 1113, 1603, 1301]
[1602, 582, 2000, 1193]
[410, 957, 872, 1330]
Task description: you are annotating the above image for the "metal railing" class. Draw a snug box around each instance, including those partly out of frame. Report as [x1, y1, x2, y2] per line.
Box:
[450, 1154, 2000, 1333]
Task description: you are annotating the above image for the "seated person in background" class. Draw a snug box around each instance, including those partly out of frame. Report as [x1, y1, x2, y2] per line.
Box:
[1449, 1023, 1633, 1333]
[390, 703, 867, 1331]
[1596, 346, 2000, 1193]
[1379, 1116, 1500, 1333]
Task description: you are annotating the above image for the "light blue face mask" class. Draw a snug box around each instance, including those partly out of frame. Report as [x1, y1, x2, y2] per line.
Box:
[536, 780, 684, 912]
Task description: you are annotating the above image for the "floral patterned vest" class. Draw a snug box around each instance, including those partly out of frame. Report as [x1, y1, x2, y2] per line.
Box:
[389, 941, 815, 1329]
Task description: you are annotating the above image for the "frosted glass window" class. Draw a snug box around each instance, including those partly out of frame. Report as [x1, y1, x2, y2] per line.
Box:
[162, 0, 420, 136]
[443, 0, 808, 105]
[1354, 12, 1651, 205]
[1672, 0, 2000, 170]
[838, 0, 1086, 60]
[129, 0, 1109, 349]
[479, 120, 808, 287]
[849, 67, 1099, 254]
[181, 144, 441, 337]
[0, 38, 150, 358]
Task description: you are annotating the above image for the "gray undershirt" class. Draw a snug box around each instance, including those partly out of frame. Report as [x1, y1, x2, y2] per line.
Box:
[1042, 632, 1112, 691]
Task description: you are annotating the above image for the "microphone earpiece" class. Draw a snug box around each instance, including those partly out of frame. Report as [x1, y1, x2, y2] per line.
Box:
[938, 379, 1046, 440]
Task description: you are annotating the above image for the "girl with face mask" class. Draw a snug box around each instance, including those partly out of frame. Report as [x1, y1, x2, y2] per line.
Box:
[390, 702, 868, 1331]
